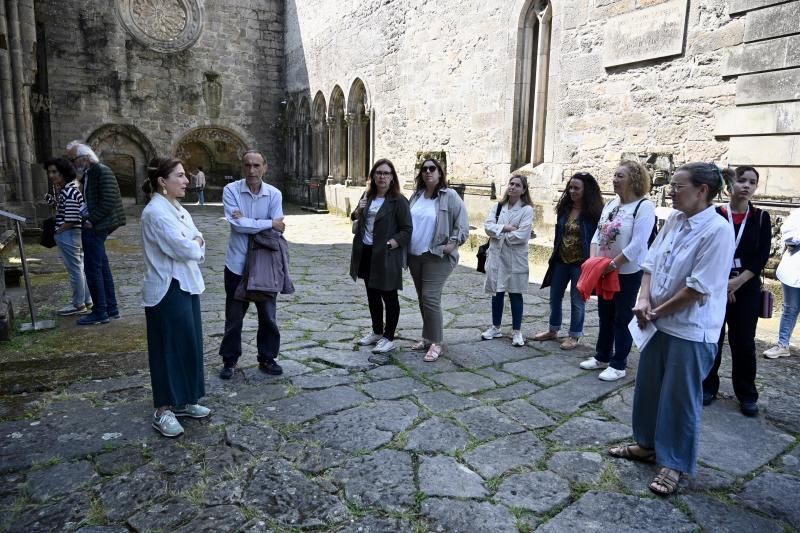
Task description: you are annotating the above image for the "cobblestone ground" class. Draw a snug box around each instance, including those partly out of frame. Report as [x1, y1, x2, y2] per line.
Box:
[1, 204, 799, 532]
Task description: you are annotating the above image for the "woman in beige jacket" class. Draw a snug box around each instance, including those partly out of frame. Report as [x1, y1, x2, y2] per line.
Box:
[481, 175, 534, 347]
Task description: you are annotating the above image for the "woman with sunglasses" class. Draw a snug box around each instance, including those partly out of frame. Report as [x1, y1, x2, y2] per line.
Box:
[350, 159, 413, 365]
[579, 160, 655, 381]
[408, 158, 469, 361]
[534, 172, 604, 349]
[701, 166, 771, 417]
[613, 163, 734, 496]
[481, 174, 534, 347]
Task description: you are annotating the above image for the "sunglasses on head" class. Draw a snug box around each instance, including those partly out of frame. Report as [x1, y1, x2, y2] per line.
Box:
[422, 165, 437, 173]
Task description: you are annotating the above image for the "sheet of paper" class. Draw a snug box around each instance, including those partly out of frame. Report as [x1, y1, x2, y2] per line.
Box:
[628, 317, 657, 351]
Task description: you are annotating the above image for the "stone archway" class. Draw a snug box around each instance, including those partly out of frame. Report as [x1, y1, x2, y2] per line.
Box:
[328, 86, 347, 183]
[347, 79, 371, 186]
[87, 124, 157, 204]
[174, 126, 248, 202]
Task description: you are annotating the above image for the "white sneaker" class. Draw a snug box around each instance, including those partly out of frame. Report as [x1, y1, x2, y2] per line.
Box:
[173, 404, 211, 418]
[358, 332, 383, 346]
[371, 337, 397, 353]
[481, 326, 503, 340]
[579, 357, 608, 370]
[152, 410, 184, 437]
[763, 345, 791, 359]
[598, 367, 627, 381]
[512, 331, 525, 346]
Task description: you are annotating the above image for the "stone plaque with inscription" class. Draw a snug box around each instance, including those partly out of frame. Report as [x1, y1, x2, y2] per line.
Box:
[602, 0, 688, 68]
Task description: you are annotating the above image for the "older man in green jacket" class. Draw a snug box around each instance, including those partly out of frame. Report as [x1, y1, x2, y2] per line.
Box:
[66, 141, 126, 325]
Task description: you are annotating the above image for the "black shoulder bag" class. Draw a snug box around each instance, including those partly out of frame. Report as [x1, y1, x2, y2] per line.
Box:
[477, 203, 503, 273]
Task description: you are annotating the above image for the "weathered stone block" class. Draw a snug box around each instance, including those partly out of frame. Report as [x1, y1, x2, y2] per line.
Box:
[744, 1, 800, 42]
[728, 135, 800, 166]
[730, 0, 792, 15]
[723, 34, 800, 76]
[735, 68, 800, 105]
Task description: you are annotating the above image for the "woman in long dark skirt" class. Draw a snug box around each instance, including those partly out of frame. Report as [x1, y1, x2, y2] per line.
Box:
[141, 157, 209, 437]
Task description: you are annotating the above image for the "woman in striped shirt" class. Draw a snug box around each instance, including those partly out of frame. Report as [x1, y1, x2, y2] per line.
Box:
[44, 157, 92, 316]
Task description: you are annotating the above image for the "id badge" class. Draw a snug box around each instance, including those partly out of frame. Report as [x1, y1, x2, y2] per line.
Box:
[731, 258, 742, 269]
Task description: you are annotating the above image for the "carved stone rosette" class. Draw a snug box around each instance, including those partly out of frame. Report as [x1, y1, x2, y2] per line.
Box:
[116, 0, 204, 54]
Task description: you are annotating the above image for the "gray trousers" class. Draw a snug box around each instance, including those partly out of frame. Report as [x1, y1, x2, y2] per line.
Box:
[408, 252, 454, 343]
[632, 331, 716, 475]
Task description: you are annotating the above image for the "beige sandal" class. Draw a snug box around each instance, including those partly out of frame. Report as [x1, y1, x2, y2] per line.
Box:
[423, 344, 442, 362]
[533, 331, 557, 341]
[608, 444, 656, 463]
[560, 337, 581, 350]
[649, 467, 681, 496]
[411, 340, 430, 351]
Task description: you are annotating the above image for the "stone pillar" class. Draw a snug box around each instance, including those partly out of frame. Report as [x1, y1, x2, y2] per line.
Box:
[345, 112, 354, 183]
[5, 0, 34, 202]
[0, 1, 21, 199]
[531, 4, 552, 167]
[326, 117, 335, 180]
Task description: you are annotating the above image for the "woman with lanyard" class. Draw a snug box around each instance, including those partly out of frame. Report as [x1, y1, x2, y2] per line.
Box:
[611, 162, 734, 496]
[702, 166, 771, 416]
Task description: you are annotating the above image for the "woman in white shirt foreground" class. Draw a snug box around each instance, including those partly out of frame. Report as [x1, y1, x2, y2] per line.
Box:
[141, 157, 209, 437]
[481, 174, 534, 347]
[610, 162, 734, 496]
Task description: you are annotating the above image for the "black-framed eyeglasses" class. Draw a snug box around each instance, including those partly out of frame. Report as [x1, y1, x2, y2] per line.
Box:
[374, 171, 392, 177]
[422, 165, 437, 173]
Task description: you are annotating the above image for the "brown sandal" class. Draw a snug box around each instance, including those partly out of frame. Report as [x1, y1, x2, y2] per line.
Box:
[649, 467, 681, 496]
[608, 444, 656, 463]
[533, 331, 557, 341]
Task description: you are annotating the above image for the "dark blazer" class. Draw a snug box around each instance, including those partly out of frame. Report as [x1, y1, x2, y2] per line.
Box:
[716, 203, 772, 290]
[83, 162, 126, 235]
[349, 195, 413, 291]
[541, 211, 599, 289]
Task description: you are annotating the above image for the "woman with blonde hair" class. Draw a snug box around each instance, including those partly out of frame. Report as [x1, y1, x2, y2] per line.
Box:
[481, 174, 534, 347]
[579, 160, 656, 381]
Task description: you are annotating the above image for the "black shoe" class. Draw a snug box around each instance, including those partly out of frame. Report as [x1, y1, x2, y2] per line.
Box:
[259, 360, 283, 375]
[219, 365, 236, 380]
[740, 401, 759, 417]
[702, 393, 715, 406]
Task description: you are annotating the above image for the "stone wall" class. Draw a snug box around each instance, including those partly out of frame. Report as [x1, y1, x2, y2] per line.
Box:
[34, 0, 286, 198]
[285, 0, 795, 232]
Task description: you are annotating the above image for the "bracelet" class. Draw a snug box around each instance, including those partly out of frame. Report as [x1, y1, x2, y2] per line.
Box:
[610, 260, 617, 270]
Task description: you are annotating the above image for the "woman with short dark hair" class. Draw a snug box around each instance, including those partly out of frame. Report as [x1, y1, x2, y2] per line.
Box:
[141, 157, 209, 437]
[350, 159, 413, 364]
[535, 171, 604, 349]
[612, 162, 735, 496]
[44, 157, 92, 316]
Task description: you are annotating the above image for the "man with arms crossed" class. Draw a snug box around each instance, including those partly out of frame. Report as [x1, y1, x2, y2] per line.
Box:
[219, 150, 286, 379]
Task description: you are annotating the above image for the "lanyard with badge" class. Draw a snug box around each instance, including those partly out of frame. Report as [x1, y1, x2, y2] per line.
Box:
[726, 203, 748, 275]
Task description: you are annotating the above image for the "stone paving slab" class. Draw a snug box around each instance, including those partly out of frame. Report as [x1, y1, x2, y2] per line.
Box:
[418, 455, 487, 498]
[462, 432, 547, 478]
[733, 472, 800, 528]
[495, 471, 571, 514]
[405, 417, 471, 453]
[421, 498, 518, 532]
[682, 494, 783, 533]
[260, 386, 369, 423]
[528, 372, 634, 414]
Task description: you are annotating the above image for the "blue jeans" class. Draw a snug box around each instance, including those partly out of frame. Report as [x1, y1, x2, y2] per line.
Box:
[82, 229, 118, 318]
[596, 270, 643, 370]
[779, 283, 800, 347]
[492, 292, 523, 330]
[55, 228, 91, 308]
[197, 188, 205, 205]
[547, 261, 584, 337]
[632, 331, 716, 475]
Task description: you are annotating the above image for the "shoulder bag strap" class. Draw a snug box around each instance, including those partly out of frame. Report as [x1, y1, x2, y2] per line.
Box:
[495, 202, 503, 222]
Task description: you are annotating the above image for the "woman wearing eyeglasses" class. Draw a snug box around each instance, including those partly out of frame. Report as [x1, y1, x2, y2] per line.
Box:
[534, 172, 604, 350]
[408, 158, 469, 362]
[350, 159, 413, 365]
[579, 160, 656, 381]
[613, 162, 734, 496]
[481, 174, 534, 347]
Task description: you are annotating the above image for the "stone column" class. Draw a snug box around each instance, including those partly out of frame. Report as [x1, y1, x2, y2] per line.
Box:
[326, 117, 335, 180]
[531, 3, 552, 167]
[0, 1, 21, 197]
[6, 0, 34, 202]
[345, 112, 354, 183]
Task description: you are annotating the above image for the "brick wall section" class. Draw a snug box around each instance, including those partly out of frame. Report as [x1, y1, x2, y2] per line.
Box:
[35, 0, 286, 184]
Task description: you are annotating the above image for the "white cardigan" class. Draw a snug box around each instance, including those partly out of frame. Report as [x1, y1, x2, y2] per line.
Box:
[483, 201, 534, 294]
[141, 194, 205, 307]
[777, 208, 800, 288]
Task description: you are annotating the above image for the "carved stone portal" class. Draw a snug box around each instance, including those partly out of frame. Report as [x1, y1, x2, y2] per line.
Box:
[116, 0, 204, 54]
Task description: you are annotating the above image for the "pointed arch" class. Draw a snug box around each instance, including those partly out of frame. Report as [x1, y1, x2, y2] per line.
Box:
[312, 91, 329, 179]
[329, 86, 347, 182]
[347, 79, 371, 185]
[298, 96, 312, 179]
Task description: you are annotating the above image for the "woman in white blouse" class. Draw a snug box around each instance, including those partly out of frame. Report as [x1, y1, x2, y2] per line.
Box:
[763, 207, 800, 359]
[610, 162, 734, 496]
[141, 157, 209, 438]
[579, 160, 656, 381]
[481, 175, 534, 347]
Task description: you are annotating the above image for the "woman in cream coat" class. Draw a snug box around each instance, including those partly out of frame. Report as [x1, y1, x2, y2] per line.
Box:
[141, 157, 209, 438]
[481, 175, 534, 347]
